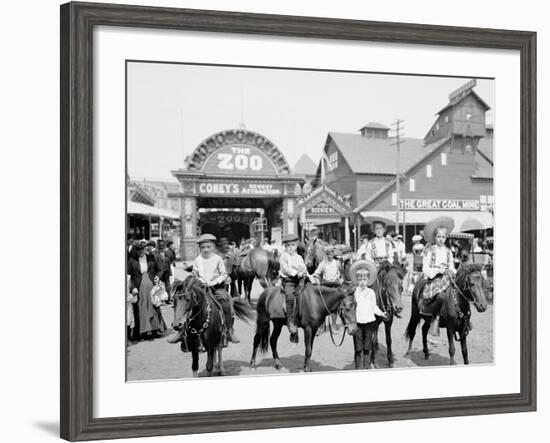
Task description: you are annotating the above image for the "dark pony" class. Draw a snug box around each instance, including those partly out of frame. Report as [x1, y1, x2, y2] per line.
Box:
[249, 282, 357, 372]
[405, 264, 488, 365]
[305, 240, 326, 274]
[172, 276, 254, 376]
[226, 246, 279, 301]
[370, 260, 405, 367]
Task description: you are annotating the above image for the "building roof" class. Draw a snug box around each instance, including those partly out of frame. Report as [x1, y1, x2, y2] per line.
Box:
[353, 136, 451, 213]
[293, 153, 317, 175]
[328, 132, 427, 175]
[477, 136, 493, 164]
[472, 152, 493, 179]
[359, 122, 390, 130]
[437, 89, 491, 115]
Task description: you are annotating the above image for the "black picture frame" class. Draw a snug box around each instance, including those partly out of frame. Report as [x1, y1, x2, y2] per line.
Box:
[60, 2, 537, 441]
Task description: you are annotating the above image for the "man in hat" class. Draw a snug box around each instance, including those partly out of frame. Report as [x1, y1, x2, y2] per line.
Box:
[349, 260, 388, 369]
[393, 233, 407, 265]
[365, 221, 396, 265]
[279, 233, 308, 335]
[411, 234, 425, 273]
[192, 233, 239, 343]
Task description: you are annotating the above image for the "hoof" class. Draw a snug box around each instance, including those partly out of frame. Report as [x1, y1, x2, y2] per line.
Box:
[274, 359, 283, 370]
[388, 362, 395, 368]
[192, 371, 198, 378]
[218, 367, 226, 376]
[368, 363, 376, 369]
[424, 354, 430, 360]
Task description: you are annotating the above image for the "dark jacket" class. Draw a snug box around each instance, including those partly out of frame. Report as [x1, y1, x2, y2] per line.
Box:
[153, 251, 172, 283]
[127, 256, 157, 293]
[165, 247, 176, 265]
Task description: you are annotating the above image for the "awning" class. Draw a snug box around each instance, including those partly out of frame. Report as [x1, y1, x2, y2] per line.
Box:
[359, 210, 493, 232]
[127, 201, 180, 219]
[303, 217, 342, 226]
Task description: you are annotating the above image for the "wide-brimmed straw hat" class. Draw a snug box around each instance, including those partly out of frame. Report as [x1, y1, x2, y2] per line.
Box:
[350, 260, 377, 287]
[197, 233, 217, 244]
[424, 216, 455, 244]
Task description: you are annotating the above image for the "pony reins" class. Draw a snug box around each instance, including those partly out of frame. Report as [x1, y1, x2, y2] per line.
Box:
[315, 282, 347, 347]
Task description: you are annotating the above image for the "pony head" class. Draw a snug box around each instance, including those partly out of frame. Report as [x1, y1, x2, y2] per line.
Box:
[456, 264, 488, 313]
[171, 276, 206, 330]
[337, 283, 357, 335]
[377, 260, 404, 316]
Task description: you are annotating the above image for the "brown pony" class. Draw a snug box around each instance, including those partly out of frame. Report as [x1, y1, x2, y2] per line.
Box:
[249, 282, 357, 372]
[172, 276, 254, 376]
[405, 264, 488, 365]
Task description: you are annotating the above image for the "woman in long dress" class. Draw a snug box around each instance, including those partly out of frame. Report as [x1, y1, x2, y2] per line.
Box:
[127, 241, 167, 340]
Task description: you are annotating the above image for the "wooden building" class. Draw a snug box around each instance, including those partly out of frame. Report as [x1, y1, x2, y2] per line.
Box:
[307, 80, 494, 250]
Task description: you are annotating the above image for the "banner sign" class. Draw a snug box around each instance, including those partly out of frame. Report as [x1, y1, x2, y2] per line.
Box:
[201, 145, 277, 176]
[307, 202, 338, 215]
[198, 181, 282, 196]
[400, 199, 480, 210]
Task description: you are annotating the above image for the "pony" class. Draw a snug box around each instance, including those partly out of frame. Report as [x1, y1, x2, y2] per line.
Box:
[370, 260, 405, 368]
[249, 282, 357, 372]
[171, 276, 254, 376]
[225, 245, 279, 301]
[404, 264, 488, 365]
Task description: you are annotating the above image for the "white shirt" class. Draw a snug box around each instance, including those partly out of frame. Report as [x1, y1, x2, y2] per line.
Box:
[395, 241, 406, 260]
[354, 286, 385, 323]
[422, 245, 456, 279]
[279, 251, 307, 278]
[355, 242, 369, 260]
[193, 254, 227, 286]
[312, 259, 341, 283]
[365, 237, 395, 262]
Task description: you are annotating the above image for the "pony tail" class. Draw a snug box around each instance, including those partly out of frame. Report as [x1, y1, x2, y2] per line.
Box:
[255, 290, 271, 353]
[405, 285, 420, 340]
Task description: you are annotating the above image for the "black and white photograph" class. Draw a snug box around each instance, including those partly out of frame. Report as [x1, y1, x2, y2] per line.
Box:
[126, 62, 494, 380]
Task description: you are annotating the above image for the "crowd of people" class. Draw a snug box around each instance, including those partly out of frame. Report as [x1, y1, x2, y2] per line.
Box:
[126, 218, 489, 369]
[126, 239, 177, 342]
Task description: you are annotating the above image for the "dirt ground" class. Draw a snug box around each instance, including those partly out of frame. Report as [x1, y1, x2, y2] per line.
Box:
[127, 264, 493, 381]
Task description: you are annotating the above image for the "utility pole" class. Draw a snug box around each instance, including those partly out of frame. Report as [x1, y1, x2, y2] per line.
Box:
[391, 119, 405, 237]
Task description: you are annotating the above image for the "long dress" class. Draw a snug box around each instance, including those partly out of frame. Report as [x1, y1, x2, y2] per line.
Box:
[137, 256, 167, 336]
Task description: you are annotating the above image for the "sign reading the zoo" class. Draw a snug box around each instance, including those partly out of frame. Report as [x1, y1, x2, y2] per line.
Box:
[201, 145, 278, 176]
[198, 181, 283, 196]
[400, 199, 480, 210]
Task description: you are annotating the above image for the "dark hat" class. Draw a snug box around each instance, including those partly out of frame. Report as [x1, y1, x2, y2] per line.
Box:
[282, 233, 299, 243]
[197, 233, 217, 244]
[132, 239, 147, 249]
[147, 240, 156, 247]
[372, 220, 387, 228]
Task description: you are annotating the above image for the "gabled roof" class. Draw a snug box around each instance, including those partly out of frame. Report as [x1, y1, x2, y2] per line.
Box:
[328, 132, 426, 175]
[472, 152, 493, 179]
[477, 136, 493, 165]
[297, 184, 352, 215]
[437, 89, 491, 115]
[353, 136, 452, 213]
[293, 153, 317, 175]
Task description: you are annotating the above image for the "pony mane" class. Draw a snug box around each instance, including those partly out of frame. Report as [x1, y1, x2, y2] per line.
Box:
[455, 264, 483, 288]
[378, 260, 405, 280]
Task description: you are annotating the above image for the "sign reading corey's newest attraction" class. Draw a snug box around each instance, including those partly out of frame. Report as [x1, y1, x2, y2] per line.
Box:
[400, 199, 480, 210]
[198, 181, 283, 196]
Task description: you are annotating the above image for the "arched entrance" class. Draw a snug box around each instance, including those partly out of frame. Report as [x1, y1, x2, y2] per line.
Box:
[172, 128, 304, 260]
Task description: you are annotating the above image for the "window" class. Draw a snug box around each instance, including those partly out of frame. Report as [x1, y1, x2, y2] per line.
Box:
[409, 179, 415, 192]
[465, 143, 472, 153]
[445, 115, 449, 123]
[391, 193, 397, 206]
[327, 151, 338, 171]
[466, 113, 472, 121]
[441, 153, 447, 165]
[426, 164, 432, 178]
[436, 123, 440, 130]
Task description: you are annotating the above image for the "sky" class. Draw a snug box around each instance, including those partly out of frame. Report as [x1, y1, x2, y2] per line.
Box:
[127, 62, 494, 182]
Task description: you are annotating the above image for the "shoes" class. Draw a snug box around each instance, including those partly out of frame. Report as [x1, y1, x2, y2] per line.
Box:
[227, 328, 240, 343]
[166, 332, 182, 344]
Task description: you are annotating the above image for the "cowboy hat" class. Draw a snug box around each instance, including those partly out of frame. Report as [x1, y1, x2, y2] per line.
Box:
[424, 216, 455, 244]
[350, 260, 377, 287]
[197, 233, 217, 244]
[282, 233, 299, 243]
